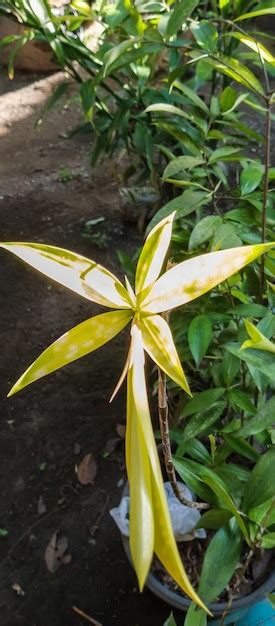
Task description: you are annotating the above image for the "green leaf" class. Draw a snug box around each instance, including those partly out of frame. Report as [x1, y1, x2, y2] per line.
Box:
[242, 447, 275, 512]
[188, 315, 212, 367]
[240, 167, 263, 196]
[228, 389, 255, 415]
[198, 523, 241, 602]
[236, 396, 275, 439]
[235, 8, 275, 22]
[227, 304, 267, 318]
[222, 352, 239, 386]
[199, 54, 265, 96]
[0, 529, 8, 537]
[8, 310, 132, 396]
[181, 402, 226, 442]
[179, 388, 225, 419]
[267, 593, 275, 609]
[163, 613, 177, 626]
[225, 343, 275, 382]
[223, 434, 259, 463]
[163, 156, 205, 180]
[189, 216, 222, 250]
[196, 509, 232, 530]
[261, 532, 275, 549]
[220, 86, 237, 112]
[166, 0, 199, 37]
[172, 81, 209, 114]
[248, 497, 275, 527]
[209, 145, 243, 163]
[173, 457, 217, 504]
[184, 604, 207, 626]
[145, 190, 211, 233]
[212, 223, 242, 249]
[190, 20, 218, 53]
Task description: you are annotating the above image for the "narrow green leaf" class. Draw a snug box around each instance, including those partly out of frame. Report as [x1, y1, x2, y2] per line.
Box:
[179, 388, 225, 420]
[242, 447, 275, 512]
[173, 457, 217, 504]
[163, 613, 177, 626]
[209, 146, 243, 163]
[198, 523, 242, 602]
[196, 508, 232, 530]
[222, 352, 239, 386]
[190, 20, 218, 53]
[261, 532, 275, 549]
[163, 156, 205, 180]
[223, 435, 259, 463]
[184, 604, 207, 626]
[226, 343, 275, 382]
[181, 402, 226, 442]
[188, 315, 212, 367]
[8, 310, 132, 396]
[241, 167, 263, 196]
[228, 389, 255, 415]
[235, 8, 275, 22]
[189, 216, 222, 250]
[145, 191, 211, 233]
[166, 0, 199, 37]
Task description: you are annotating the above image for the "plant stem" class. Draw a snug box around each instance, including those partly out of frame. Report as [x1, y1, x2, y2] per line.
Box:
[259, 97, 272, 301]
[158, 366, 209, 510]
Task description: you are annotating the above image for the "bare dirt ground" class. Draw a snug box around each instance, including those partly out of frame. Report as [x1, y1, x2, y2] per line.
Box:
[0, 70, 174, 626]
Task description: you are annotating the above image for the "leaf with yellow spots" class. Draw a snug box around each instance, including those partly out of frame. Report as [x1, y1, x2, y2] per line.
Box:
[8, 310, 132, 396]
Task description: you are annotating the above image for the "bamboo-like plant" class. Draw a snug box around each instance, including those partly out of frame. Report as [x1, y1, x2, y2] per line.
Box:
[1, 213, 274, 613]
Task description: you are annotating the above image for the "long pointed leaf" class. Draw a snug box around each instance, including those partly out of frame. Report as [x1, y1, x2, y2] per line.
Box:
[129, 324, 208, 612]
[140, 314, 191, 395]
[1, 243, 131, 309]
[8, 310, 132, 396]
[135, 213, 175, 295]
[141, 243, 275, 313]
[127, 368, 154, 590]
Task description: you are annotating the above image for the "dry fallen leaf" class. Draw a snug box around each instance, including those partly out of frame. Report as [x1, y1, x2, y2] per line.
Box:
[45, 532, 71, 573]
[77, 453, 97, 485]
[116, 423, 126, 439]
[37, 495, 47, 515]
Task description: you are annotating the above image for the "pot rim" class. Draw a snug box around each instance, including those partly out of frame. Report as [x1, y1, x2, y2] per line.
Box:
[121, 482, 275, 615]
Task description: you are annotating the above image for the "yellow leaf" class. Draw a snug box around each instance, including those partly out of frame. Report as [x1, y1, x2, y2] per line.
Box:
[128, 324, 208, 612]
[135, 213, 175, 295]
[8, 310, 132, 396]
[127, 367, 154, 589]
[141, 243, 275, 313]
[228, 33, 275, 64]
[141, 314, 191, 395]
[241, 320, 275, 354]
[0, 243, 131, 309]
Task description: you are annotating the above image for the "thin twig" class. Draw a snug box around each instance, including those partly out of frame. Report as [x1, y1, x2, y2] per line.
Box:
[158, 363, 209, 511]
[89, 495, 110, 538]
[72, 606, 102, 626]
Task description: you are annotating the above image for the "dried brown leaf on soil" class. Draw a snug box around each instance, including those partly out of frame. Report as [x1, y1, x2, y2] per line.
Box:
[45, 532, 71, 573]
[77, 453, 97, 485]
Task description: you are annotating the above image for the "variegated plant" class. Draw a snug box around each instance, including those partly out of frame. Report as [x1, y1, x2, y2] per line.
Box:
[1, 212, 274, 613]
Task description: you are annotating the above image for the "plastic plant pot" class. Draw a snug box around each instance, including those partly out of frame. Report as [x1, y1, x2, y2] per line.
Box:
[121, 483, 275, 620]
